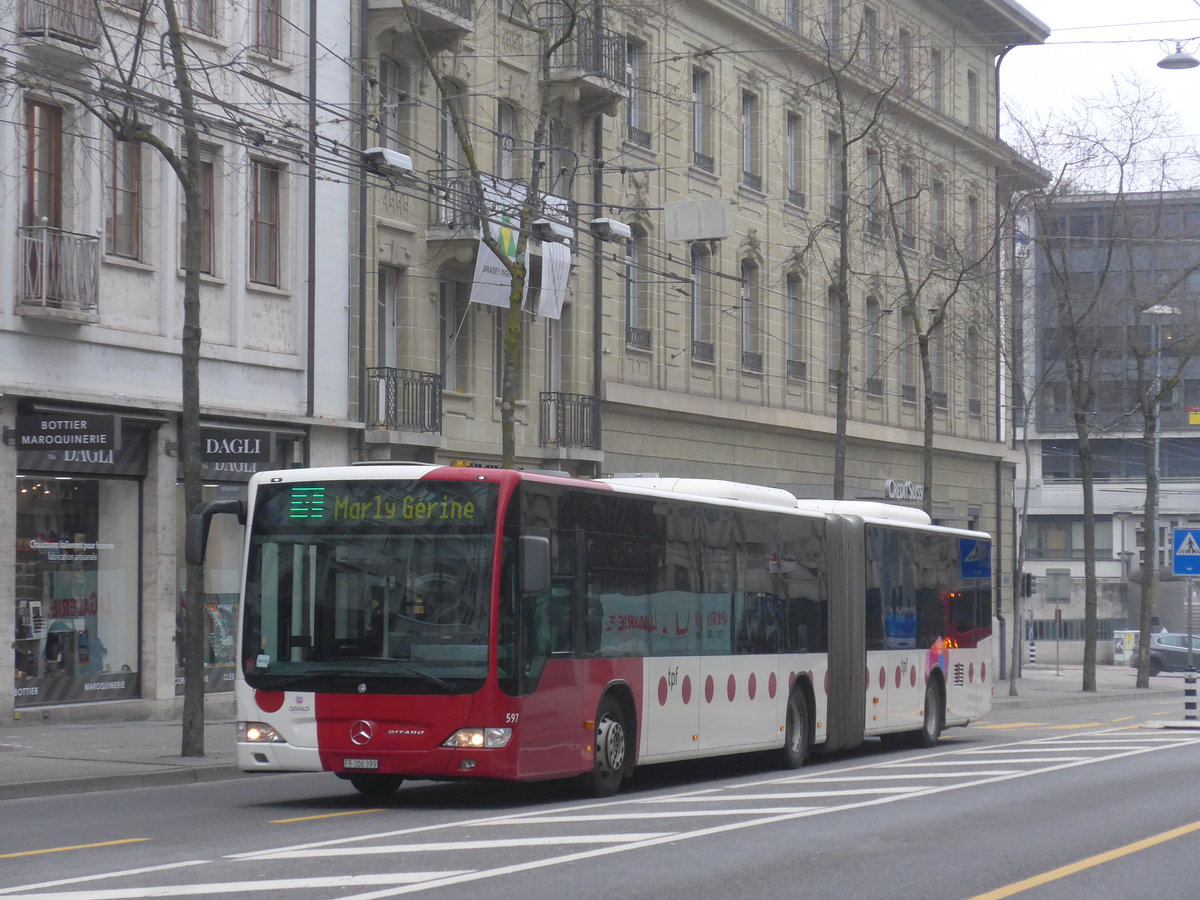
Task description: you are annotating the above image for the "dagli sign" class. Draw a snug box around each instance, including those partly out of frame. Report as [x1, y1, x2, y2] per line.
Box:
[884, 479, 924, 501]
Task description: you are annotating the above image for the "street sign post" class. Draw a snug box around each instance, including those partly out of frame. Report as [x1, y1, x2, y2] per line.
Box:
[1171, 529, 1199, 721]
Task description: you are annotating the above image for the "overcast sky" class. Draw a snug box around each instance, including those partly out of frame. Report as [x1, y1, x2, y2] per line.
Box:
[1001, 1, 1200, 145]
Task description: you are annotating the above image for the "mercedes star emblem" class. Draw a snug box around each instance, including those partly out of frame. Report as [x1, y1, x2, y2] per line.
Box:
[349, 720, 374, 746]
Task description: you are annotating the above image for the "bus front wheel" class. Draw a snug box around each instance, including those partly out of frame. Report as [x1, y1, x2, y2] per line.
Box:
[582, 697, 628, 797]
[914, 680, 944, 748]
[347, 774, 404, 797]
[780, 690, 810, 769]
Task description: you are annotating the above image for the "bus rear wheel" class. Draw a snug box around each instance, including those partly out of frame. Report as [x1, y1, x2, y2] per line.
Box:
[347, 774, 404, 797]
[780, 690, 810, 769]
[582, 697, 628, 797]
[914, 680, 943, 748]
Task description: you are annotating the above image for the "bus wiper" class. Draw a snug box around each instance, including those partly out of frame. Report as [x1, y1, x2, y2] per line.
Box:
[328, 657, 457, 692]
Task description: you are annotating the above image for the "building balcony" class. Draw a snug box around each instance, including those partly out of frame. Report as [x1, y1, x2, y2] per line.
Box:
[18, 0, 100, 52]
[428, 171, 574, 244]
[367, 367, 443, 433]
[368, 0, 473, 49]
[539, 392, 600, 450]
[16, 225, 99, 321]
[541, 16, 628, 112]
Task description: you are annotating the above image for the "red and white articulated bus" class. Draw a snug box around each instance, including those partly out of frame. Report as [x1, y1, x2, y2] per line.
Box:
[187, 464, 993, 798]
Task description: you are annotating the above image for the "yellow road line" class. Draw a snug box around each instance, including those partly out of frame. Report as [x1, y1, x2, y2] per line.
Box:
[1111, 716, 1135, 722]
[970, 820, 1200, 899]
[0, 838, 149, 859]
[1044, 723, 1101, 730]
[977, 722, 1045, 730]
[270, 808, 384, 824]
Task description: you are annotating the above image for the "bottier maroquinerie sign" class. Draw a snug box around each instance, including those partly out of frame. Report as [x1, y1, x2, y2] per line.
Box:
[16, 414, 115, 449]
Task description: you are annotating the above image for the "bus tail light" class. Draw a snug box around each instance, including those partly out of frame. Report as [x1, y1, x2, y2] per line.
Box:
[238, 722, 286, 743]
[442, 727, 512, 749]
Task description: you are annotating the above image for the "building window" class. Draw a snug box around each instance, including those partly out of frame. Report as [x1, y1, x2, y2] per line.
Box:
[249, 160, 280, 286]
[1026, 517, 1113, 560]
[787, 273, 806, 381]
[692, 69, 713, 171]
[931, 179, 946, 259]
[898, 28, 912, 93]
[379, 58, 410, 153]
[967, 326, 982, 415]
[826, 286, 841, 386]
[496, 100, 517, 179]
[741, 260, 762, 370]
[741, 91, 760, 189]
[967, 68, 980, 129]
[967, 194, 981, 260]
[625, 230, 650, 349]
[786, 112, 805, 206]
[929, 48, 944, 113]
[865, 295, 883, 395]
[827, 130, 843, 217]
[862, 6, 878, 72]
[626, 39, 650, 147]
[24, 99, 62, 228]
[901, 309, 917, 402]
[824, 0, 840, 51]
[899, 163, 916, 249]
[931, 319, 947, 408]
[180, 0, 215, 36]
[106, 139, 142, 259]
[254, 0, 282, 57]
[784, 0, 800, 30]
[440, 281, 470, 393]
[180, 155, 215, 275]
[691, 242, 714, 361]
[865, 147, 881, 235]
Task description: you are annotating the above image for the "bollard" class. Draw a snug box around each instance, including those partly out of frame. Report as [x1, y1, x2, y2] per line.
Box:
[1028, 640, 1036, 666]
[1186, 671, 1197, 721]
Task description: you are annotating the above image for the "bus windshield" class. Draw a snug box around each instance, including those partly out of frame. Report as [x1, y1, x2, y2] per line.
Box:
[241, 478, 499, 693]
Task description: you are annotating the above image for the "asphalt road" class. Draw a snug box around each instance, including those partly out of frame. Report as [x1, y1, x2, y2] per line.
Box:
[2, 693, 1197, 900]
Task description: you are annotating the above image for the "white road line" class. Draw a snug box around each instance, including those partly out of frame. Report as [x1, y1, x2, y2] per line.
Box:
[880, 757, 1089, 766]
[0, 873, 470, 900]
[644, 788, 924, 801]
[246, 834, 673, 859]
[771, 772, 1020, 780]
[484, 809, 820, 822]
[0, 863, 210, 897]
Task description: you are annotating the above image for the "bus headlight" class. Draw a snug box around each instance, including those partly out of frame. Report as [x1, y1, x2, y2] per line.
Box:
[238, 722, 286, 743]
[442, 727, 512, 749]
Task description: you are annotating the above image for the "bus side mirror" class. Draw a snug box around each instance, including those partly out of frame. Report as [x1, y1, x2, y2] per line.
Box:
[185, 499, 246, 566]
[519, 535, 551, 595]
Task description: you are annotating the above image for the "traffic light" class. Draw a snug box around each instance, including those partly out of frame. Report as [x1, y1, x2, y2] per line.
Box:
[1022, 572, 1035, 597]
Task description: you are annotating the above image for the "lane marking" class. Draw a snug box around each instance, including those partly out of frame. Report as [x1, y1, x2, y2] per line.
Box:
[881, 758, 1088, 766]
[248, 834, 675, 859]
[0, 872, 471, 899]
[0, 839, 149, 860]
[481, 809, 820, 822]
[0, 862, 208, 897]
[969, 819, 1200, 899]
[270, 808, 384, 824]
[977, 723, 1045, 730]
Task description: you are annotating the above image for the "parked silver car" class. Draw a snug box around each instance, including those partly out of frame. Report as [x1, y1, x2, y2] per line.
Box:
[1130, 632, 1200, 675]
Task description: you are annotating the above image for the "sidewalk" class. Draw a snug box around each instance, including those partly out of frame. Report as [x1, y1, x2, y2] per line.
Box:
[0, 666, 1194, 801]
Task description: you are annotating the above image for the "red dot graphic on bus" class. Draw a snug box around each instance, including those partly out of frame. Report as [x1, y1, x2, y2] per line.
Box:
[768, 672, 777, 699]
[981, 662, 986, 683]
[969, 662, 975, 683]
[895, 666, 902, 689]
[658, 676, 668, 706]
[682, 675, 692, 704]
[879, 667, 886, 690]
[705, 675, 715, 704]
[727, 673, 737, 702]
[824, 670, 829, 694]
[256, 690, 284, 713]
[748, 672, 757, 700]
[910, 665, 917, 687]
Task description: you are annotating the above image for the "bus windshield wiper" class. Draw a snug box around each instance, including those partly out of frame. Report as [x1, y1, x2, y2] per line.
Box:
[322, 656, 458, 691]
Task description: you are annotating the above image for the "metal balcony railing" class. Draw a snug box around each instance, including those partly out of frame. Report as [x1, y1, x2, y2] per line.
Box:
[418, 0, 472, 20]
[19, 0, 100, 47]
[18, 225, 99, 312]
[539, 392, 600, 450]
[542, 16, 627, 86]
[367, 367, 443, 433]
[429, 171, 483, 229]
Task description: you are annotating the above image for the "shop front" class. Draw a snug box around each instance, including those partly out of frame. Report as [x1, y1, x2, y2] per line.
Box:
[13, 413, 148, 707]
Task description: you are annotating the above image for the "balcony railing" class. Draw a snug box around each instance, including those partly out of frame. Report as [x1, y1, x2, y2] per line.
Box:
[367, 367, 443, 433]
[741, 350, 763, 372]
[539, 391, 601, 450]
[19, 0, 100, 48]
[542, 16, 627, 87]
[626, 326, 651, 350]
[18, 225, 99, 313]
[419, 0, 472, 19]
[787, 359, 807, 382]
[692, 340, 714, 363]
[429, 171, 482, 229]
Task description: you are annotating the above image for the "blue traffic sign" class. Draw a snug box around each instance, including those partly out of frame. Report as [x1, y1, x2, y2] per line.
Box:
[1173, 529, 1200, 576]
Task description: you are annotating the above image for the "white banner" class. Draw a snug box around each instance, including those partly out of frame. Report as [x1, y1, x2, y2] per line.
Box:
[469, 216, 522, 308]
[537, 240, 571, 319]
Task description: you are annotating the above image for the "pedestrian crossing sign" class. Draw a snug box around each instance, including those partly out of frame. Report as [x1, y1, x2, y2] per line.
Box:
[1172, 529, 1200, 575]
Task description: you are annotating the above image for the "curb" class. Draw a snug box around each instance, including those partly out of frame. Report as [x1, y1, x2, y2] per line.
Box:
[0, 765, 245, 801]
[989, 687, 1185, 710]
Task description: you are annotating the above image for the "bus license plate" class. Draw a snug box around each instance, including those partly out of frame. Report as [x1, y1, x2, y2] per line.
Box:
[343, 758, 379, 770]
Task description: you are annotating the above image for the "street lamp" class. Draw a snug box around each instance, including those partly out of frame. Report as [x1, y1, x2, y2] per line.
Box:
[1158, 43, 1199, 70]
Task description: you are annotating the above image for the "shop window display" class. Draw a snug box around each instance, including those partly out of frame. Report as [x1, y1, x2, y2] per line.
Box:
[14, 476, 141, 705]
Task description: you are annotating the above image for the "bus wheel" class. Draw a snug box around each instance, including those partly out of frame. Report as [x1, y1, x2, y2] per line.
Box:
[583, 697, 628, 797]
[347, 774, 403, 797]
[781, 690, 810, 769]
[914, 680, 943, 748]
